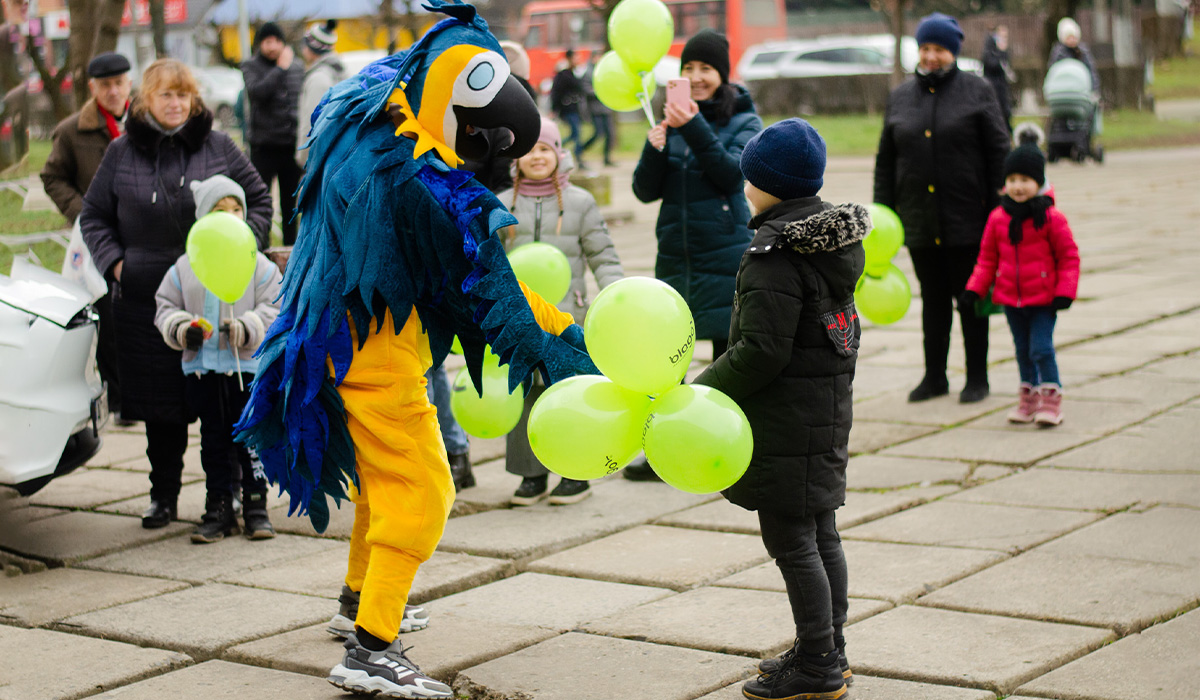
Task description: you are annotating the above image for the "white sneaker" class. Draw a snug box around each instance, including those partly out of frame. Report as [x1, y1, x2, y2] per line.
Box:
[328, 633, 451, 698]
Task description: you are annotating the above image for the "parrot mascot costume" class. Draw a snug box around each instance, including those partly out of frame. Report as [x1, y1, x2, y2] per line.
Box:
[234, 2, 597, 696]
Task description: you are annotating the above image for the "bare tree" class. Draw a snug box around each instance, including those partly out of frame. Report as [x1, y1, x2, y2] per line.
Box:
[68, 0, 129, 106]
[149, 0, 168, 58]
[871, 0, 912, 88]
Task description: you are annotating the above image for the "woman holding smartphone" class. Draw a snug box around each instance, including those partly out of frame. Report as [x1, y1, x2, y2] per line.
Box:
[632, 28, 762, 362]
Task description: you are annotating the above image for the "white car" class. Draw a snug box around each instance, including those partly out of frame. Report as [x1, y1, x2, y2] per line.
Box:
[194, 66, 245, 129]
[0, 259, 107, 496]
[747, 34, 982, 81]
[736, 40, 817, 82]
[339, 50, 388, 78]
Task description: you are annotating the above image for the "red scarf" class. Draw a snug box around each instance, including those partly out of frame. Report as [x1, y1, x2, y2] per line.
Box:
[96, 101, 127, 141]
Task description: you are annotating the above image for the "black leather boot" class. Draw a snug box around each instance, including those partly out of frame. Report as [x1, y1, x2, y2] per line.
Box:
[449, 452, 475, 491]
[141, 499, 176, 529]
[192, 492, 238, 543]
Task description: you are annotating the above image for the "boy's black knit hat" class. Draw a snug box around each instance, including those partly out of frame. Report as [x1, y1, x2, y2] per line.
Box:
[681, 29, 730, 84]
[256, 22, 285, 44]
[740, 118, 826, 200]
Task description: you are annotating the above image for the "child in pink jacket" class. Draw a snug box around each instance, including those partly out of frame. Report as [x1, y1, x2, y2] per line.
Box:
[962, 125, 1080, 426]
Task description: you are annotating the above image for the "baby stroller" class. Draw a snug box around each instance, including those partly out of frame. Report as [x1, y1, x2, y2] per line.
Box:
[1043, 58, 1103, 163]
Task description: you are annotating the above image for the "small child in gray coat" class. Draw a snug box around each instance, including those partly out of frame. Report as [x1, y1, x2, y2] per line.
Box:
[154, 174, 283, 544]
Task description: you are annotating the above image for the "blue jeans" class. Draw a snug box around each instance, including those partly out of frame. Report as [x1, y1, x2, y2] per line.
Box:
[425, 365, 470, 455]
[561, 111, 583, 159]
[1004, 306, 1060, 386]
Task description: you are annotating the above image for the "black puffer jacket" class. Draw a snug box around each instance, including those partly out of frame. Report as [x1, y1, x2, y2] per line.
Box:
[694, 198, 868, 515]
[241, 52, 304, 148]
[873, 66, 1009, 249]
[80, 108, 272, 422]
[632, 85, 762, 340]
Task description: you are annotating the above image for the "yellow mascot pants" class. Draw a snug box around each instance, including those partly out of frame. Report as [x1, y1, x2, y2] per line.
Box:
[340, 287, 573, 643]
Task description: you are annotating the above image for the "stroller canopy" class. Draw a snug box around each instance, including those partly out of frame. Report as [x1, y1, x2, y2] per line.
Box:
[1044, 58, 1094, 98]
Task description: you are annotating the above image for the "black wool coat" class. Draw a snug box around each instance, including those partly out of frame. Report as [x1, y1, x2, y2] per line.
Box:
[873, 66, 1010, 250]
[632, 86, 762, 340]
[80, 108, 272, 423]
[241, 52, 305, 148]
[695, 198, 868, 515]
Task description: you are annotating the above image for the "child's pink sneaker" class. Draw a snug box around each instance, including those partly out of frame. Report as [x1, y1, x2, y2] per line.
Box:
[1007, 384, 1039, 424]
[1035, 384, 1063, 426]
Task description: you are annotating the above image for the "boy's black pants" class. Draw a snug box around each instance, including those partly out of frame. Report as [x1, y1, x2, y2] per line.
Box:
[185, 373, 265, 498]
[250, 143, 302, 245]
[758, 509, 848, 654]
[908, 245, 990, 383]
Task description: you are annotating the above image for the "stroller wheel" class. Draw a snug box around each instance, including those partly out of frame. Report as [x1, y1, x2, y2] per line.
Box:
[1094, 145, 1104, 164]
[1072, 146, 1086, 163]
[1047, 149, 1059, 163]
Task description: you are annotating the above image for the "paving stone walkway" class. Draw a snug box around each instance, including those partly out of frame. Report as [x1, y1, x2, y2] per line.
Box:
[2, 147, 1199, 700]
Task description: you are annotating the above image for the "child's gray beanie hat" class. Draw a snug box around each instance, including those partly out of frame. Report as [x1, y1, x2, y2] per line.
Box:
[189, 174, 246, 220]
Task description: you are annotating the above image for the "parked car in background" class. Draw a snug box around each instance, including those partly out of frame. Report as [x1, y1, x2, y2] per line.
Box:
[737, 40, 815, 82]
[339, 50, 388, 78]
[744, 34, 982, 81]
[194, 66, 244, 130]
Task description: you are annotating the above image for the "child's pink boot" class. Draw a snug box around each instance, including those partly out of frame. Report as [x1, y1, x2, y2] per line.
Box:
[1035, 384, 1063, 426]
[1007, 383, 1039, 424]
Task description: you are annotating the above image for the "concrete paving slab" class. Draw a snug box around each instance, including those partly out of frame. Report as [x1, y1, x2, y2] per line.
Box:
[851, 364, 928, 401]
[57, 583, 332, 660]
[88, 430, 154, 466]
[1039, 349, 1154, 377]
[1017, 608, 1200, 700]
[226, 614, 557, 682]
[97, 480, 204, 523]
[437, 479, 714, 559]
[920, 549, 1200, 634]
[847, 455, 971, 489]
[526, 525, 768, 592]
[86, 659, 341, 699]
[849, 421, 940, 454]
[1035, 506, 1200, 568]
[654, 499, 761, 535]
[452, 632, 755, 700]
[1044, 404, 1200, 473]
[0, 510, 191, 565]
[839, 486, 961, 529]
[27, 468, 157, 509]
[879, 426, 1096, 465]
[969, 465, 1015, 482]
[269, 499, 356, 539]
[0, 626, 190, 700]
[694, 675, 1001, 700]
[423, 572, 672, 631]
[1066, 371, 1200, 408]
[103, 446, 205, 477]
[81, 532, 342, 584]
[846, 605, 1114, 694]
[450, 458, 525, 516]
[962, 397, 1163, 436]
[1140, 352, 1200, 381]
[1067, 329, 1200, 361]
[843, 501, 1102, 553]
[853, 391, 1012, 427]
[712, 540, 1006, 605]
[948, 467, 1200, 510]
[0, 567, 188, 627]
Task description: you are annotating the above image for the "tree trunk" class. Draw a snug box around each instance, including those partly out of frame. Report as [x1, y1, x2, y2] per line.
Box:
[29, 42, 73, 121]
[68, 0, 96, 106]
[92, 0, 129, 61]
[891, 1, 906, 88]
[150, 0, 168, 58]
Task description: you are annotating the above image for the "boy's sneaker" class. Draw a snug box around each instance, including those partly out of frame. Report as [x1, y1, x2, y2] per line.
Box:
[548, 478, 591, 505]
[759, 646, 853, 686]
[1035, 384, 1064, 426]
[1007, 383, 1040, 423]
[511, 475, 549, 506]
[328, 585, 430, 638]
[242, 490, 275, 540]
[327, 633, 451, 699]
[743, 649, 847, 700]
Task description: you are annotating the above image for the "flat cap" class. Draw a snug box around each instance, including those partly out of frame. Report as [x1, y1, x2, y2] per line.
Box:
[87, 52, 131, 79]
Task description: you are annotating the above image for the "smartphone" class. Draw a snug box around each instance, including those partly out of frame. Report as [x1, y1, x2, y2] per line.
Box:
[666, 78, 690, 111]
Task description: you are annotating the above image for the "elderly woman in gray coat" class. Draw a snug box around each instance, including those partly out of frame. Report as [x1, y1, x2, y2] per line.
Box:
[495, 117, 623, 506]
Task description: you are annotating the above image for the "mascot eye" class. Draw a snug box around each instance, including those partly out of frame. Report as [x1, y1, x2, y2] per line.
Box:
[467, 62, 495, 91]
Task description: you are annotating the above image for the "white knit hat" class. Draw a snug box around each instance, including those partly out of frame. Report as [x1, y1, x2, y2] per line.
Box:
[1057, 17, 1081, 43]
[190, 174, 246, 219]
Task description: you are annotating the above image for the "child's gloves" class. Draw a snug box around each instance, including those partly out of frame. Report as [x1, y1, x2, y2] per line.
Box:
[959, 290, 981, 309]
[223, 319, 249, 349]
[1051, 296, 1073, 310]
[175, 317, 211, 351]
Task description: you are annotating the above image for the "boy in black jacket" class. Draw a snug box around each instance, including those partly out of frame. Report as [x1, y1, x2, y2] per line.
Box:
[695, 119, 867, 700]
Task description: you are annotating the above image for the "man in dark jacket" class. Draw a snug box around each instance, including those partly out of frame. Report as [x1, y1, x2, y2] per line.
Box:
[40, 51, 132, 418]
[549, 49, 586, 166]
[873, 13, 1009, 404]
[242, 22, 305, 244]
[696, 119, 866, 700]
[982, 25, 1013, 132]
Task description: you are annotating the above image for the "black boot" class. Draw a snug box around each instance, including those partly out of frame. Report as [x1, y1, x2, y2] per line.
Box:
[959, 375, 990, 403]
[141, 499, 176, 529]
[242, 489, 275, 540]
[192, 492, 239, 544]
[622, 455, 662, 482]
[743, 649, 846, 700]
[907, 374, 949, 402]
[449, 452, 475, 491]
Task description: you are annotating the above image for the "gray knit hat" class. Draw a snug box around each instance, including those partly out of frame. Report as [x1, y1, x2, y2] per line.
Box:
[190, 174, 246, 219]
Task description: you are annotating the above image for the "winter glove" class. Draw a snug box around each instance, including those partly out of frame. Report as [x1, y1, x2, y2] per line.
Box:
[959, 290, 981, 309]
[1051, 296, 1073, 310]
[181, 323, 205, 351]
[223, 319, 248, 349]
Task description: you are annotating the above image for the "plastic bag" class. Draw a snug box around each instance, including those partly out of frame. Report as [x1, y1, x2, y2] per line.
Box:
[60, 218, 107, 302]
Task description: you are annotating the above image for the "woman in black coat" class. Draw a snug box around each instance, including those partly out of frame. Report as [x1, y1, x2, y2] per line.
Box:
[632, 29, 762, 360]
[982, 25, 1014, 132]
[873, 13, 1009, 404]
[81, 58, 272, 528]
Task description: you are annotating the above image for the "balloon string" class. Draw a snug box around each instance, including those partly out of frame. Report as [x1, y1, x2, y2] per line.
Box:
[229, 305, 244, 392]
[637, 71, 656, 128]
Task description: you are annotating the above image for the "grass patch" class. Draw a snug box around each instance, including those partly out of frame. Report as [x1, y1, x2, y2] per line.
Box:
[1102, 108, 1200, 149]
[0, 238, 66, 276]
[0, 138, 53, 181]
[0, 189, 68, 236]
[1151, 20, 1199, 99]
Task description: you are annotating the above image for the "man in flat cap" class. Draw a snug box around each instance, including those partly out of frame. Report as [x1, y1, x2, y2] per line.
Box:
[40, 51, 133, 420]
[241, 21, 304, 244]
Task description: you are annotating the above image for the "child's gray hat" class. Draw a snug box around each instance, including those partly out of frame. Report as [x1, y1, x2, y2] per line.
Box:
[190, 174, 246, 220]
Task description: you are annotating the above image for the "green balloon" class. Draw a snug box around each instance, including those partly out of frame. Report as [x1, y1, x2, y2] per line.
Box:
[186, 212, 257, 304]
[643, 385, 753, 494]
[593, 51, 656, 113]
[449, 349, 523, 439]
[527, 375, 652, 481]
[584, 277, 695, 396]
[450, 336, 463, 355]
[855, 263, 911, 325]
[608, 0, 675, 73]
[863, 204, 904, 277]
[508, 242, 572, 306]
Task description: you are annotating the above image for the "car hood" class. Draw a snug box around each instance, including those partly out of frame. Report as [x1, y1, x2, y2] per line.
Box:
[0, 259, 92, 327]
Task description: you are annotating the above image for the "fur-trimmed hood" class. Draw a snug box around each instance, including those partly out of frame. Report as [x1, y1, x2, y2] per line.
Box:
[749, 198, 871, 254]
[125, 106, 214, 156]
